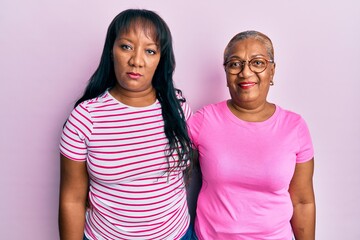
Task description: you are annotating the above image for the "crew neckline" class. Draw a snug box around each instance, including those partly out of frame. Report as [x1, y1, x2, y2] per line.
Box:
[222, 100, 280, 128]
[105, 90, 159, 109]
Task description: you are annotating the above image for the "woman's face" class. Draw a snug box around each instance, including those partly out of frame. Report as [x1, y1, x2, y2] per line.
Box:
[225, 38, 275, 108]
[112, 26, 161, 96]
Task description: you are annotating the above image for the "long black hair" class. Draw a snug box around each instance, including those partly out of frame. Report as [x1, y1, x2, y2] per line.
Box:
[74, 9, 193, 172]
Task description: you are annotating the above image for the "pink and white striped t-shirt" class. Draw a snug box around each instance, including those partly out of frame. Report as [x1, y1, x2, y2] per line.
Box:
[60, 91, 192, 240]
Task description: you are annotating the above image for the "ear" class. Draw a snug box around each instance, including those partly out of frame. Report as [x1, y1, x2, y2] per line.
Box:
[270, 62, 276, 79]
[225, 69, 230, 87]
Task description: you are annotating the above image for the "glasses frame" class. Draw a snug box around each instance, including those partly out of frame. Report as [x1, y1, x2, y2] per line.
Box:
[223, 58, 275, 75]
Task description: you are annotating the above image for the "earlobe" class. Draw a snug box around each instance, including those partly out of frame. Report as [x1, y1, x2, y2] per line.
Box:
[270, 66, 275, 86]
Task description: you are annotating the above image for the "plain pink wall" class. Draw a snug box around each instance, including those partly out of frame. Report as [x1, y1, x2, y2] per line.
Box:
[1, 0, 359, 239]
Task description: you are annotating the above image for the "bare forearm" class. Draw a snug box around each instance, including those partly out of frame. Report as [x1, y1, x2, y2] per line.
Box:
[291, 202, 316, 240]
[59, 202, 86, 240]
[59, 156, 89, 239]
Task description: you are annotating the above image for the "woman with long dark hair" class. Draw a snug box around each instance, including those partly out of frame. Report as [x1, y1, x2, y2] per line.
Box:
[59, 9, 194, 240]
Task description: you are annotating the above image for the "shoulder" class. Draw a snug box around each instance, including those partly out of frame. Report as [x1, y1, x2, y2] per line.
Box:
[276, 106, 307, 128]
[276, 105, 304, 124]
[175, 89, 185, 100]
[174, 89, 192, 118]
[77, 91, 115, 111]
[194, 100, 227, 117]
[276, 106, 314, 161]
[69, 92, 117, 125]
[189, 101, 226, 124]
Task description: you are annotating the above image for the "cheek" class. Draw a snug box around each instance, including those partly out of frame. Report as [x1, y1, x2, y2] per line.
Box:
[258, 71, 272, 84]
[113, 49, 128, 63]
[113, 61, 122, 77]
[226, 75, 237, 87]
[226, 78, 232, 87]
[148, 59, 160, 74]
[150, 64, 158, 73]
[113, 56, 127, 71]
[226, 75, 238, 90]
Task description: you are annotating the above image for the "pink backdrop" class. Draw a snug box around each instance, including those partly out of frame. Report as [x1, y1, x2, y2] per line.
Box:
[1, 0, 359, 239]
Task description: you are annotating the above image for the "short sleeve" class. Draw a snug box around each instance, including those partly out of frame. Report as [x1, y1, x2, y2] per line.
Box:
[296, 118, 314, 163]
[181, 101, 192, 120]
[176, 90, 192, 120]
[187, 108, 205, 149]
[59, 103, 93, 161]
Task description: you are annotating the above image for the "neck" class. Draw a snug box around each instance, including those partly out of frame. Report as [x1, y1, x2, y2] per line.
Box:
[109, 87, 157, 107]
[227, 99, 275, 122]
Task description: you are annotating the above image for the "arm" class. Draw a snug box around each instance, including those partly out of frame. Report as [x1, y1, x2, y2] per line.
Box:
[185, 150, 202, 225]
[289, 158, 316, 240]
[59, 154, 89, 240]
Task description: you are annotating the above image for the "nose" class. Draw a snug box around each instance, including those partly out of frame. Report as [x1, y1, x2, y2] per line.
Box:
[128, 49, 144, 67]
[238, 61, 253, 78]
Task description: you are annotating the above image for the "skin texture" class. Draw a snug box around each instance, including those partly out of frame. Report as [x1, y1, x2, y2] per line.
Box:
[225, 38, 316, 239]
[58, 26, 161, 240]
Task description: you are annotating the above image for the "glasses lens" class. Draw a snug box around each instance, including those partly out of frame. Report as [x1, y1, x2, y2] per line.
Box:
[249, 58, 267, 73]
[225, 60, 243, 74]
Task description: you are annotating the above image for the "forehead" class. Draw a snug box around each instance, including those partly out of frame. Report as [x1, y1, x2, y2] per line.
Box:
[227, 38, 268, 58]
[117, 20, 158, 43]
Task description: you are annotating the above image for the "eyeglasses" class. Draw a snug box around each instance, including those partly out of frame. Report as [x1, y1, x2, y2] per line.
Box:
[224, 58, 274, 75]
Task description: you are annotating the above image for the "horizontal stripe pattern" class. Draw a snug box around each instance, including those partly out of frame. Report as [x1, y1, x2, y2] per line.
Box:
[60, 91, 192, 239]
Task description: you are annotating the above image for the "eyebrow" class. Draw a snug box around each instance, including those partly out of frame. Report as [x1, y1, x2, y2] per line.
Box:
[227, 53, 268, 61]
[116, 37, 158, 47]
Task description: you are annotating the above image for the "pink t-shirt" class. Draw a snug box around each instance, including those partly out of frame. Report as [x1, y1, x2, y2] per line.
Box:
[187, 101, 314, 240]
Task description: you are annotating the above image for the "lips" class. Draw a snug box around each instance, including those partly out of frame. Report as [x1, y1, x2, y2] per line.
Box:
[238, 82, 256, 89]
[127, 72, 142, 79]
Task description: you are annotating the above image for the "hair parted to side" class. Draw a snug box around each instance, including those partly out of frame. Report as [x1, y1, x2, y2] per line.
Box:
[74, 9, 194, 174]
[224, 30, 275, 63]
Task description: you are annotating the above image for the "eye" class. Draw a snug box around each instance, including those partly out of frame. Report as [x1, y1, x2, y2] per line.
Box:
[250, 58, 266, 67]
[146, 49, 157, 55]
[120, 44, 132, 50]
[227, 61, 243, 69]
